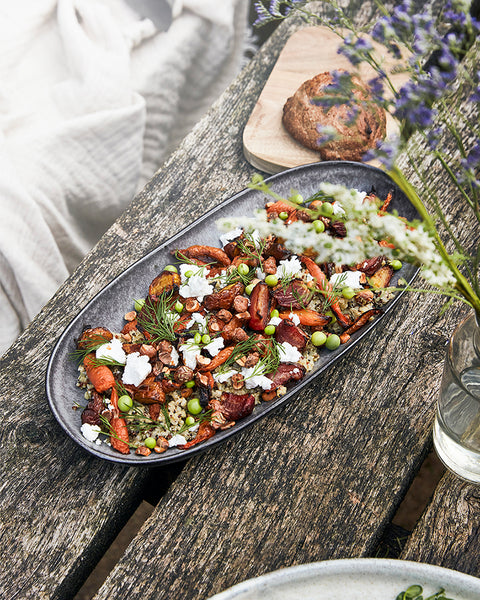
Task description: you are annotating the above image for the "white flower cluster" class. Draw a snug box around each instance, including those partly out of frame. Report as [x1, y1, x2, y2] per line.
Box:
[216, 182, 456, 290]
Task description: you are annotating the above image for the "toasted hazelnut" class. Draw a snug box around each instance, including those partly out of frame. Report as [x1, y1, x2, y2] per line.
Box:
[185, 298, 201, 312]
[124, 310, 137, 322]
[140, 344, 157, 358]
[235, 311, 251, 323]
[175, 365, 194, 383]
[154, 437, 169, 453]
[231, 373, 245, 390]
[233, 296, 249, 313]
[158, 340, 173, 353]
[217, 309, 233, 322]
[135, 446, 152, 456]
[233, 328, 249, 342]
[244, 351, 260, 368]
[262, 256, 277, 275]
[196, 355, 212, 368]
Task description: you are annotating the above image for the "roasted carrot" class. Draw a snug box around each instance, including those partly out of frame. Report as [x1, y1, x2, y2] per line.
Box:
[109, 388, 130, 455]
[178, 421, 216, 449]
[301, 256, 352, 329]
[278, 309, 330, 328]
[199, 346, 235, 371]
[83, 354, 116, 393]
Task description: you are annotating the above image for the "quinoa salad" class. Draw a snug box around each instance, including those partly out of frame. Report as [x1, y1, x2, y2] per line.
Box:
[74, 184, 399, 457]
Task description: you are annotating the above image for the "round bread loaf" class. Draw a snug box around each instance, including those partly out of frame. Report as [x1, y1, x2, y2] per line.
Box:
[282, 70, 386, 161]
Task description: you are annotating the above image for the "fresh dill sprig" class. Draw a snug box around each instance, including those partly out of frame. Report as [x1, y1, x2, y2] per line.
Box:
[161, 404, 172, 432]
[115, 381, 131, 398]
[88, 357, 125, 368]
[69, 334, 112, 363]
[219, 335, 281, 375]
[99, 415, 135, 448]
[137, 293, 178, 342]
[177, 409, 213, 435]
[174, 250, 215, 268]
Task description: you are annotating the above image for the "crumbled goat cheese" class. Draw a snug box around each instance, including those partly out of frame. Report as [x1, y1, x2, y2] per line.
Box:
[122, 352, 152, 387]
[332, 201, 345, 215]
[268, 316, 282, 326]
[278, 342, 302, 363]
[170, 346, 179, 366]
[179, 341, 202, 370]
[204, 337, 224, 357]
[213, 369, 238, 383]
[96, 337, 126, 364]
[169, 434, 187, 447]
[256, 267, 266, 280]
[330, 271, 362, 289]
[219, 227, 243, 246]
[289, 312, 300, 325]
[277, 255, 303, 278]
[241, 366, 273, 390]
[186, 312, 208, 331]
[179, 268, 214, 301]
[81, 423, 102, 443]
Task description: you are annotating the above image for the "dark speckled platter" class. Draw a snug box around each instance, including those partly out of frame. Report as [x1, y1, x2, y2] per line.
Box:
[46, 162, 419, 465]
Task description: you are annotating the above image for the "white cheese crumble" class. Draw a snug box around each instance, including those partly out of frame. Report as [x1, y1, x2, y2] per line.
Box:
[213, 369, 238, 383]
[179, 264, 214, 301]
[81, 423, 102, 443]
[122, 352, 152, 387]
[168, 434, 187, 447]
[204, 336, 224, 357]
[330, 271, 362, 289]
[241, 366, 273, 390]
[268, 316, 282, 326]
[277, 255, 303, 278]
[332, 201, 345, 215]
[278, 342, 302, 363]
[186, 312, 208, 332]
[95, 337, 126, 364]
[170, 346, 179, 367]
[219, 227, 243, 246]
[288, 312, 300, 325]
[179, 341, 202, 370]
[255, 267, 266, 280]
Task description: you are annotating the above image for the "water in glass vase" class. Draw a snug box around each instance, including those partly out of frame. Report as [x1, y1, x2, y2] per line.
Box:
[433, 313, 480, 482]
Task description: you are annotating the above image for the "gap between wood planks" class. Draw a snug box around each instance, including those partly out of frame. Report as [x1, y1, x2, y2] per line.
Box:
[73, 451, 445, 599]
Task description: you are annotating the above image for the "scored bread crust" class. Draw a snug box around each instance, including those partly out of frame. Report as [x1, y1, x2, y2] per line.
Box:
[282, 71, 386, 161]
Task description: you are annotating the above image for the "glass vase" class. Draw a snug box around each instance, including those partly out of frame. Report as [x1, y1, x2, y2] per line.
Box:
[433, 311, 480, 482]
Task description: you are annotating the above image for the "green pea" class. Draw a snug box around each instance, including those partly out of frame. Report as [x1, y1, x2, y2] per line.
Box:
[118, 395, 133, 412]
[245, 283, 255, 295]
[325, 334, 341, 350]
[265, 275, 278, 287]
[174, 300, 184, 313]
[313, 219, 325, 233]
[185, 380, 195, 388]
[185, 416, 196, 427]
[187, 397, 202, 415]
[185, 270, 194, 278]
[390, 259, 402, 270]
[342, 286, 355, 299]
[320, 202, 334, 217]
[164, 265, 178, 273]
[134, 298, 145, 312]
[145, 437, 156, 449]
[237, 263, 249, 276]
[279, 211, 289, 220]
[311, 331, 327, 346]
[194, 332, 202, 345]
[270, 309, 279, 318]
[290, 193, 304, 204]
[201, 334, 211, 345]
[264, 325, 276, 336]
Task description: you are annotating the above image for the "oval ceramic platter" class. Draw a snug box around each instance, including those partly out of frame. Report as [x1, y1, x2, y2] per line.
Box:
[46, 162, 419, 465]
[207, 559, 480, 600]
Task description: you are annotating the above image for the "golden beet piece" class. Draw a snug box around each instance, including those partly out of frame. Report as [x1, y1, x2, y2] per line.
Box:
[368, 265, 393, 288]
[149, 270, 181, 297]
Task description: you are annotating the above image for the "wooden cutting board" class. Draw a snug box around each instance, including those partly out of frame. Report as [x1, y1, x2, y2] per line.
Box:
[243, 27, 408, 174]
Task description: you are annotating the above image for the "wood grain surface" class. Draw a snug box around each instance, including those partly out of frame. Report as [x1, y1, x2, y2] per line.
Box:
[243, 26, 408, 174]
[0, 2, 477, 599]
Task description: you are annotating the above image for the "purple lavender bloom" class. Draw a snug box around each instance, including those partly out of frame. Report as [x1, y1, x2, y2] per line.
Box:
[338, 35, 374, 66]
[363, 137, 400, 170]
[426, 127, 442, 151]
[458, 142, 480, 189]
[316, 125, 338, 147]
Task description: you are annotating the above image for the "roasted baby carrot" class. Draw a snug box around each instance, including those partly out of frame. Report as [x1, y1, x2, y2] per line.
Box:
[109, 388, 130, 454]
[278, 309, 330, 328]
[83, 354, 116, 393]
[199, 346, 235, 371]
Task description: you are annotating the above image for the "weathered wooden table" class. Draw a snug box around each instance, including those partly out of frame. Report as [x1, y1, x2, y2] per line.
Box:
[2, 2, 480, 598]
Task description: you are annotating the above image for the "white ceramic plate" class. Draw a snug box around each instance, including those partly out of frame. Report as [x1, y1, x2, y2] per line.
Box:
[208, 559, 480, 600]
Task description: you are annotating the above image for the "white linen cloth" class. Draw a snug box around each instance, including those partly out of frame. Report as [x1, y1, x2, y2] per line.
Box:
[0, 0, 249, 356]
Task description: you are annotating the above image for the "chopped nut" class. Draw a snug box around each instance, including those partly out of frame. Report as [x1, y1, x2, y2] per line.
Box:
[217, 309, 233, 322]
[235, 355, 247, 367]
[122, 333, 132, 343]
[154, 437, 169, 453]
[233, 328, 248, 342]
[231, 373, 245, 390]
[196, 355, 212, 368]
[140, 344, 157, 358]
[208, 317, 224, 333]
[158, 352, 175, 365]
[235, 311, 251, 323]
[135, 446, 152, 456]
[175, 365, 194, 383]
[244, 351, 260, 368]
[262, 256, 277, 275]
[124, 310, 137, 322]
[158, 340, 173, 353]
[233, 296, 249, 313]
[185, 298, 201, 312]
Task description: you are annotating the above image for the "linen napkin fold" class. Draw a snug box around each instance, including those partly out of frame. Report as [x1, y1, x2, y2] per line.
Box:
[0, 0, 248, 356]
